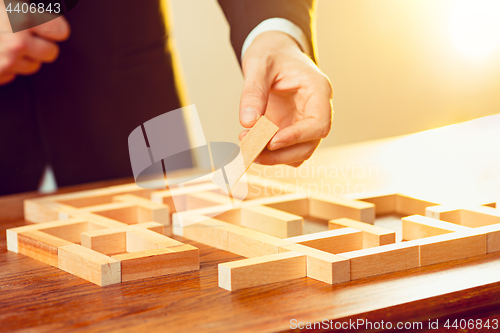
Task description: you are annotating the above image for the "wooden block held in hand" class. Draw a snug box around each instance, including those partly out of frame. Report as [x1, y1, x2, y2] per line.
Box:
[218, 251, 306, 291]
[58, 244, 121, 286]
[329, 218, 396, 248]
[280, 244, 350, 284]
[212, 116, 279, 192]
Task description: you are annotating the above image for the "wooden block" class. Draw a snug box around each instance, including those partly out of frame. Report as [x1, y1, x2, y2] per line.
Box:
[185, 191, 239, 210]
[81, 228, 127, 256]
[411, 232, 486, 266]
[66, 212, 129, 229]
[425, 205, 462, 224]
[150, 182, 220, 211]
[182, 216, 231, 251]
[125, 228, 184, 252]
[309, 195, 375, 224]
[240, 205, 303, 238]
[113, 194, 170, 225]
[130, 222, 164, 235]
[174, 203, 236, 227]
[218, 251, 306, 291]
[358, 194, 396, 216]
[58, 244, 121, 286]
[338, 242, 420, 280]
[264, 197, 310, 217]
[460, 206, 500, 228]
[279, 244, 350, 284]
[329, 218, 396, 248]
[113, 245, 199, 282]
[395, 194, 439, 216]
[472, 224, 500, 253]
[212, 116, 279, 191]
[24, 199, 63, 223]
[7, 218, 86, 253]
[79, 202, 138, 224]
[284, 228, 363, 254]
[227, 224, 292, 258]
[37, 220, 103, 244]
[17, 230, 73, 267]
[402, 215, 471, 241]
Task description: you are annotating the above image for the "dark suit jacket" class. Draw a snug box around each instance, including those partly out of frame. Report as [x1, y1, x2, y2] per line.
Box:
[0, 0, 314, 196]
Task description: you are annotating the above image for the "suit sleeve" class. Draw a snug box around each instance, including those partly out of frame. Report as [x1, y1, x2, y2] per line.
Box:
[217, 0, 316, 64]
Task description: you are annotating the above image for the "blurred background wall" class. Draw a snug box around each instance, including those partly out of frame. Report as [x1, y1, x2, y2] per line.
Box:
[166, 0, 500, 148]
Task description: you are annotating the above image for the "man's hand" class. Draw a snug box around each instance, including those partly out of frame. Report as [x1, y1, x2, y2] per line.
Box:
[239, 31, 333, 167]
[0, 9, 70, 85]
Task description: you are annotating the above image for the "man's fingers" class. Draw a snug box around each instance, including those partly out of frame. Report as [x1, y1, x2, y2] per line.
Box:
[9, 57, 41, 75]
[0, 73, 16, 85]
[238, 130, 249, 141]
[255, 140, 321, 166]
[268, 116, 330, 151]
[240, 60, 273, 128]
[31, 16, 70, 42]
[25, 36, 59, 62]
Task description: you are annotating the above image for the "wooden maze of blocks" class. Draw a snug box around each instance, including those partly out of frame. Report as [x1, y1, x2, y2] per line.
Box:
[7, 174, 500, 290]
[6, 116, 500, 290]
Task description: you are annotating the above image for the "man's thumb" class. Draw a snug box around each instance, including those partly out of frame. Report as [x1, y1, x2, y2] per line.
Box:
[240, 72, 270, 128]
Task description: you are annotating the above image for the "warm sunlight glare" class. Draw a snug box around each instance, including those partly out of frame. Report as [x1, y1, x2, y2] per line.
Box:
[450, 0, 500, 58]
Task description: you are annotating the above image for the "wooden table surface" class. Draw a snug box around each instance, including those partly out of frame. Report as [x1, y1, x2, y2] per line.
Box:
[3, 115, 500, 332]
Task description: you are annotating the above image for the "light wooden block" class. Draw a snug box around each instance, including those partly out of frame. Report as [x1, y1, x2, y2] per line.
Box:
[113, 194, 170, 225]
[227, 224, 292, 258]
[81, 228, 127, 256]
[18, 230, 73, 267]
[240, 205, 303, 238]
[338, 242, 420, 280]
[263, 197, 310, 217]
[212, 116, 279, 192]
[425, 205, 462, 224]
[471, 224, 500, 253]
[279, 244, 350, 284]
[125, 228, 184, 252]
[285, 228, 363, 254]
[309, 195, 375, 224]
[329, 218, 396, 248]
[7, 218, 86, 253]
[185, 191, 239, 210]
[411, 232, 486, 266]
[358, 194, 396, 216]
[113, 245, 199, 282]
[218, 251, 306, 291]
[182, 216, 231, 251]
[24, 199, 63, 223]
[130, 222, 164, 235]
[460, 206, 500, 228]
[78, 202, 139, 224]
[402, 215, 471, 241]
[58, 244, 121, 286]
[150, 182, 220, 211]
[395, 194, 439, 216]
